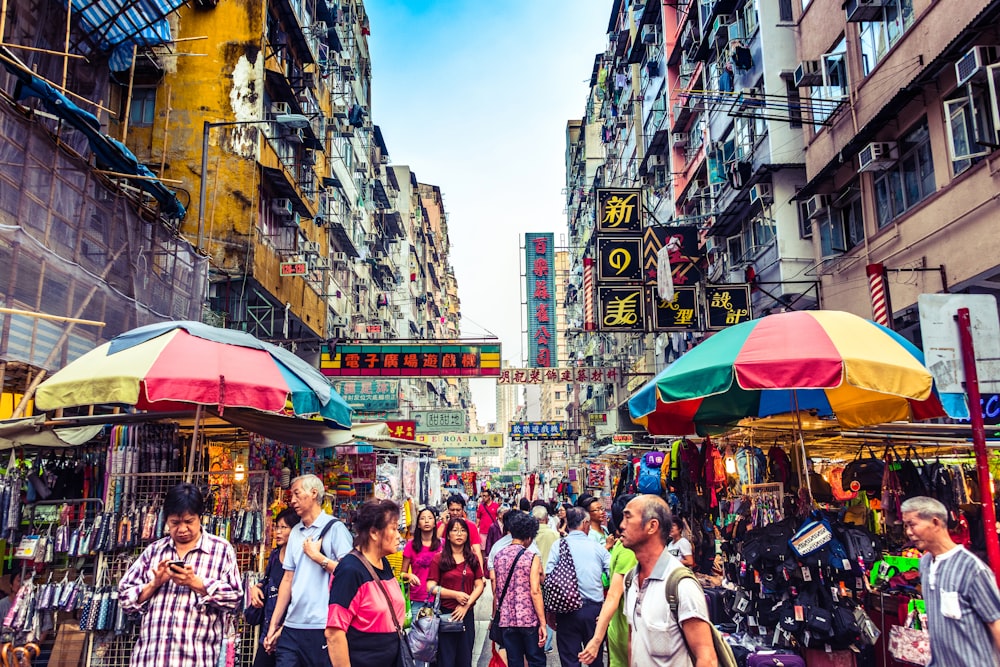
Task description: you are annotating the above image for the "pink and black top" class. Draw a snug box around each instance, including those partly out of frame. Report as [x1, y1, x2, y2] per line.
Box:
[327, 552, 405, 664]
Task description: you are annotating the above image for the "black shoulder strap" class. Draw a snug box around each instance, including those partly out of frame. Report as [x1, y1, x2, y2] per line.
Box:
[317, 516, 340, 557]
[494, 547, 529, 611]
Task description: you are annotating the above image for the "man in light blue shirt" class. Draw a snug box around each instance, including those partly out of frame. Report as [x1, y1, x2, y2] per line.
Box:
[265, 474, 353, 667]
[546, 507, 610, 667]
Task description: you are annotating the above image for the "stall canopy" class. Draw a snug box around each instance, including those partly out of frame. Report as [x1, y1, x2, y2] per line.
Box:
[216, 410, 425, 450]
[0, 415, 103, 450]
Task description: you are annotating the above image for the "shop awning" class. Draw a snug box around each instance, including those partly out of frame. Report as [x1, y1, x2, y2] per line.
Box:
[0, 415, 104, 450]
[214, 410, 426, 450]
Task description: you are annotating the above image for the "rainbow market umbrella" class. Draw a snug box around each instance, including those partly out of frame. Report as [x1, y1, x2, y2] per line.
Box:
[35, 320, 352, 427]
[628, 310, 953, 437]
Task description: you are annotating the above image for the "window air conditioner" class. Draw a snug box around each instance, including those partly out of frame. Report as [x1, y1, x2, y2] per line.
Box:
[271, 102, 291, 115]
[749, 183, 773, 206]
[845, 0, 889, 23]
[857, 141, 898, 173]
[301, 241, 320, 255]
[672, 131, 689, 148]
[279, 212, 302, 228]
[311, 256, 330, 271]
[332, 252, 348, 264]
[793, 60, 822, 87]
[271, 198, 294, 216]
[956, 46, 999, 86]
[805, 194, 831, 219]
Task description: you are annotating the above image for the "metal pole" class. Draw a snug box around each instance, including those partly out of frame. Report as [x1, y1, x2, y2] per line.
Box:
[957, 307, 1000, 584]
[196, 120, 210, 253]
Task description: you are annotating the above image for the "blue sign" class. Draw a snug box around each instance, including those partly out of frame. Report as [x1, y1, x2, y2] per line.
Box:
[526, 233, 557, 367]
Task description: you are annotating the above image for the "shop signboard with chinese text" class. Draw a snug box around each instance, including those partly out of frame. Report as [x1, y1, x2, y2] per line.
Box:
[652, 286, 700, 331]
[385, 420, 416, 440]
[597, 235, 644, 282]
[643, 227, 702, 287]
[612, 434, 634, 445]
[509, 422, 581, 441]
[598, 286, 646, 332]
[597, 189, 642, 232]
[525, 233, 557, 367]
[411, 409, 467, 433]
[320, 343, 501, 377]
[416, 433, 504, 448]
[497, 367, 619, 385]
[589, 413, 608, 425]
[280, 261, 308, 276]
[333, 380, 400, 411]
[705, 285, 753, 329]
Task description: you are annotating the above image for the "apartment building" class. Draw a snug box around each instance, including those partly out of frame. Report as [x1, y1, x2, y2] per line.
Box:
[794, 0, 1000, 336]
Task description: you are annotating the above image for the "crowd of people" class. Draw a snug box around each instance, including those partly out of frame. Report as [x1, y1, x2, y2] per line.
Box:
[113, 477, 1000, 667]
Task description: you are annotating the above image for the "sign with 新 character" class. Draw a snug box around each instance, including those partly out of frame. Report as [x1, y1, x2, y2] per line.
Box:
[597, 189, 642, 232]
[497, 368, 620, 385]
[320, 343, 501, 377]
[653, 286, 700, 331]
[597, 235, 644, 282]
[411, 409, 467, 433]
[280, 261, 308, 276]
[598, 286, 646, 332]
[705, 285, 753, 330]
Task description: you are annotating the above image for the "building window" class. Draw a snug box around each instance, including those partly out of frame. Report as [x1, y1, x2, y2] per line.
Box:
[873, 119, 935, 228]
[555, 392, 562, 400]
[810, 38, 847, 125]
[944, 65, 1000, 174]
[820, 191, 864, 257]
[129, 88, 156, 127]
[779, 0, 793, 22]
[740, 1, 758, 39]
[858, 0, 915, 76]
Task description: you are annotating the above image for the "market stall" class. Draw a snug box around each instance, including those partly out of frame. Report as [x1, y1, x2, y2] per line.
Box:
[624, 310, 975, 667]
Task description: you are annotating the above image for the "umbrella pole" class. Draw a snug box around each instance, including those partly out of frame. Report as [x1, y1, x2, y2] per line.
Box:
[792, 390, 813, 504]
[186, 405, 203, 483]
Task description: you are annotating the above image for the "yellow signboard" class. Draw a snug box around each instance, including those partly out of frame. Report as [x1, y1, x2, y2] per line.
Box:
[415, 433, 504, 449]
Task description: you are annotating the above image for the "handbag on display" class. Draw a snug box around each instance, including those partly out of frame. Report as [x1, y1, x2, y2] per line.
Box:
[888, 611, 930, 666]
[842, 446, 885, 492]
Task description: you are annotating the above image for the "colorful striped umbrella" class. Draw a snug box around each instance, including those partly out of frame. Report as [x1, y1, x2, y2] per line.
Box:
[35, 321, 352, 427]
[629, 310, 952, 436]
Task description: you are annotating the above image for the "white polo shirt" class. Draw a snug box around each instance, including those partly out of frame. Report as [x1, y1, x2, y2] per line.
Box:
[623, 547, 710, 667]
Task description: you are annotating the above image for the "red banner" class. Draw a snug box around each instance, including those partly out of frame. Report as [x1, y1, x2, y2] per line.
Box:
[386, 420, 416, 440]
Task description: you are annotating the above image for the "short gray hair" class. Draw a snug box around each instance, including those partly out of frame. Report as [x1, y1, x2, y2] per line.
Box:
[291, 474, 325, 503]
[565, 506, 589, 531]
[639, 495, 672, 545]
[531, 505, 549, 522]
[900, 496, 947, 524]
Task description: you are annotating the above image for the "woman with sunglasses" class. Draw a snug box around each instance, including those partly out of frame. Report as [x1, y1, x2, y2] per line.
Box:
[426, 517, 485, 667]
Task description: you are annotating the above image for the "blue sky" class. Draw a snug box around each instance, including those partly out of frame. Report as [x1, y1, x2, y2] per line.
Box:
[365, 0, 611, 424]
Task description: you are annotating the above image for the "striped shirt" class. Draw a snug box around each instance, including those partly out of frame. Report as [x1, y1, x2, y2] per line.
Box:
[118, 531, 243, 667]
[920, 546, 1000, 667]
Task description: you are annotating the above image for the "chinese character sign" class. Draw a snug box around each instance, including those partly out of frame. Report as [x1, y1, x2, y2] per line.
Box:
[385, 420, 416, 440]
[496, 367, 620, 385]
[508, 422, 581, 441]
[643, 227, 702, 286]
[334, 380, 400, 411]
[597, 235, 644, 282]
[598, 286, 646, 332]
[652, 286, 700, 331]
[415, 433, 504, 448]
[705, 284, 753, 330]
[526, 233, 557, 367]
[320, 343, 501, 377]
[597, 189, 642, 232]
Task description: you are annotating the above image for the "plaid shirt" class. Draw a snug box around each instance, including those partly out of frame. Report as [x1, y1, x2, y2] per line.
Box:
[118, 531, 243, 667]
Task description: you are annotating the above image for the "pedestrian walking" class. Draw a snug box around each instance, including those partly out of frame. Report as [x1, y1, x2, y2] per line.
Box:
[478, 489, 500, 549]
[902, 496, 1000, 666]
[579, 494, 637, 667]
[326, 500, 407, 667]
[401, 506, 443, 618]
[577, 495, 613, 550]
[246, 508, 301, 667]
[666, 521, 695, 568]
[266, 474, 354, 667]
[620, 495, 716, 666]
[439, 494, 485, 570]
[547, 506, 610, 667]
[427, 517, 486, 667]
[493, 510, 547, 667]
[118, 483, 243, 667]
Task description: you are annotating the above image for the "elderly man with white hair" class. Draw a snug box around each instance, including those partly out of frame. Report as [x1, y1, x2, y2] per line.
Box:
[265, 474, 354, 667]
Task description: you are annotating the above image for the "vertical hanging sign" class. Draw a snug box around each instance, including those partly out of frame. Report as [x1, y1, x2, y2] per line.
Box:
[526, 233, 557, 367]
